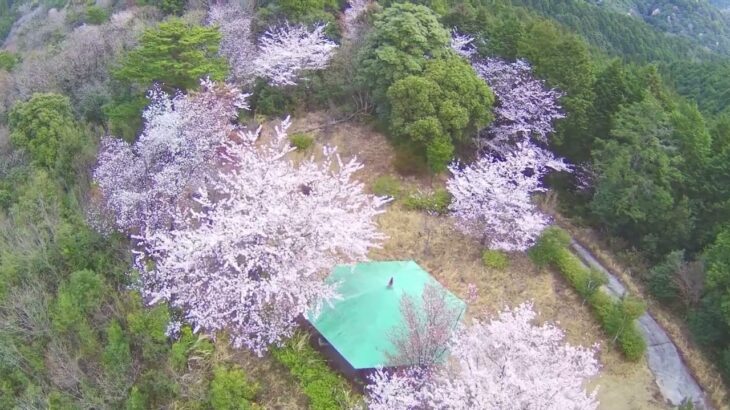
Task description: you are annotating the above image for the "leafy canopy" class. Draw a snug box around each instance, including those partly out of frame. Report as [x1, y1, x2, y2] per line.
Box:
[357, 3, 450, 107]
[115, 19, 228, 90]
[8, 93, 85, 173]
[387, 55, 494, 172]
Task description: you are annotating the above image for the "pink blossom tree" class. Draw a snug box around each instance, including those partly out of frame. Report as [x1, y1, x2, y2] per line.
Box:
[368, 302, 600, 410]
[93, 79, 247, 232]
[343, 0, 372, 41]
[447, 142, 568, 251]
[450, 30, 476, 59]
[208, 2, 256, 84]
[386, 283, 463, 367]
[472, 58, 565, 146]
[253, 23, 338, 86]
[134, 118, 389, 354]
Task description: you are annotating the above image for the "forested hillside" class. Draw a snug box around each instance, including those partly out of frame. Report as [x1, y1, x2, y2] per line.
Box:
[0, 0, 729, 408]
[593, 0, 730, 55]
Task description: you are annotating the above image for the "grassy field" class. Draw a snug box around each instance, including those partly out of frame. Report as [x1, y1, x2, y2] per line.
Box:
[287, 112, 669, 409]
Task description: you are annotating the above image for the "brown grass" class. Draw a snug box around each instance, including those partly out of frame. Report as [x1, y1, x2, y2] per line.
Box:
[286, 112, 670, 409]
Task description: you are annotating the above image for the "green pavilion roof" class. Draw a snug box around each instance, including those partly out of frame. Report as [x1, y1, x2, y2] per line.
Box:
[307, 261, 466, 369]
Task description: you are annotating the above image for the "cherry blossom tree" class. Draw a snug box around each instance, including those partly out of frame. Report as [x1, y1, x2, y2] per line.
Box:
[343, 0, 372, 41]
[386, 283, 463, 367]
[472, 58, 565, 146]
[450, 30, 476, 59]
[446, 142, 568, 252]
[134, 118, 389, 354]
[93, 79, 248, 232]
[368, 302, 600, 410]
[253, 23, 338, 86]
[207, 2, 256, 84]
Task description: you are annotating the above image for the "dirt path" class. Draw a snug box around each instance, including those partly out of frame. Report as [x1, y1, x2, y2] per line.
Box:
[571, 241, 710, 409]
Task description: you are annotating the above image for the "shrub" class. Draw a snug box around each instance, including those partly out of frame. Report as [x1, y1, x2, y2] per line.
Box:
[402, 189, 451, 214]
[528, 226, 571, 267]
[647, 250, 684, 304]
[103, 320, 132, 376]
[0, 51, 19, 71]
[531, 228, 647, 361]
[271, 332, 358, 409]
[209, 365, 260, 409]
[371, 175, 402, 198]
[159, 0, 186, 15]
[8, 93, 86, 173]
[114, 20, 227, 90]
[85, 6, 109, 25]
[482, 249, 509, 270]
[169, 325, 213, 371]
[126, 294, 170, 361]
[129, 369, 179, 409]
[251, 80, 297, 116]
[289, 133, 314, 151]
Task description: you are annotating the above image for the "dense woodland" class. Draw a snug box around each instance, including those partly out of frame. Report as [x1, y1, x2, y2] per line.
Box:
[0, 0, 730, 408]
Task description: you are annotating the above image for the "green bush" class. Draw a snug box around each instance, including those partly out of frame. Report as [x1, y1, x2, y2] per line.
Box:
[552, 251, 607, 298]
[52, 270, 105, 333]
[209, 365, 260, 409]
[169, 325, 213, 371]
[482, 250, 509, 270]
[128, 369, 179, 409]
[402, 189, 451, 214]
[85, 6, 109, 24]
[271, 332, 357, 410]
[0, 51, 19, 71]
[531, 228, 647, 361]
[103, 320, 132, 376]
[126, 294, 170, 361]
[251, 80, 298, 116]
[371, 175, 402, 198]
[114, 20, 227, 90]
[159, 0, 186, 15]
[647, 250, 685, 304]
[289, 133, 314, 151]
[528, 226, 572, 267]
[8, 93, 86, 173]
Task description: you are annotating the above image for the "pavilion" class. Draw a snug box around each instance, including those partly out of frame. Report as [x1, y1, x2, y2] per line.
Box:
[306, 260, 466, 379]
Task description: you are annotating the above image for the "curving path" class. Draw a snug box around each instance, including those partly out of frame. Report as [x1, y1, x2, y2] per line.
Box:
[570, 241, 710, 409]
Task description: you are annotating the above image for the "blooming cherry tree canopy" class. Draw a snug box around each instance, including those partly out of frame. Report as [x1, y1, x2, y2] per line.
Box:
[93, 79, 248, 232]
[368, 302, 600, 410]
[473, 58, 565, 145]
[253, 23, 338, 86]
[450, 30, 476, 59]
[446, 142, 568, 251]
[208, 2, 256, 84]
[135, 118, 388, 355]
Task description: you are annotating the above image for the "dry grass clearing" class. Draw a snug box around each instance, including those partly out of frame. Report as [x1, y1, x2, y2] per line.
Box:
[289, 112, 669, 409]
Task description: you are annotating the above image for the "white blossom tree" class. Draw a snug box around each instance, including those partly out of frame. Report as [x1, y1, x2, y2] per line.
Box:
[386, 283, 463, 367]
[253, 22, 338, 86]
[450, 30, 476, 59]
[135, 118, 389, 354]
[446, 142, 568, 251]
[343, 0, 372, 41]
[93, 79, 248, 232]
[472, 58, 565, 146]
[368, 302, 600, 410]
[208, 2, 256, 84]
